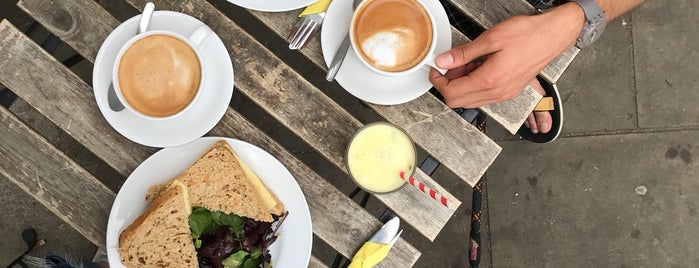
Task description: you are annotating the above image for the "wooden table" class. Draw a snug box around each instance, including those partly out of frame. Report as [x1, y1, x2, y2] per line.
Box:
[0, 0, 576, 266]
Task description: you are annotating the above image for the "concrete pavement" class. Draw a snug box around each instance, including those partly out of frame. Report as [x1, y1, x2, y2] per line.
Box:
[485, 1, 699, 267]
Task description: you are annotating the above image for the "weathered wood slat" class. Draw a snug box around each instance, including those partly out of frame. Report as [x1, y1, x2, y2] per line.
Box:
[0, 106, 114, 248]
[446, 0, 579, 83]
[249, 9, 535, 135]
[17, 0, 119, 61]
[0, 16, 150, 176]
[309, 256, 328, 268]
[247, 11, 509, 179]
[0, 19, 420, 266]
[541, 47, 579, 83]
[121, 0, 459, 240]
[211, 111, 420, 267]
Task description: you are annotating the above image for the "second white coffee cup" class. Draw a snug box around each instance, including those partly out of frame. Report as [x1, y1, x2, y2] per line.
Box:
[349, 0, 446, 77]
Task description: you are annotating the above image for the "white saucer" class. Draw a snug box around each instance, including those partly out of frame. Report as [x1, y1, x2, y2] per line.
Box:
[225, 0, 316, 12]
[106, 137, 312, 268]
[320, 0, 451, 105]
[93, 11, 234, 148]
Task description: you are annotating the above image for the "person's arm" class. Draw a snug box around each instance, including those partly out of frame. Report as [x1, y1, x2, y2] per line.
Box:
[429, 0, 644, 108]
[599, 0, 644, 22]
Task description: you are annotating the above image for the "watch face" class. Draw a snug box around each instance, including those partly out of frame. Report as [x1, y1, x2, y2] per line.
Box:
[578, 15, 606, 48]
[570, 0, 606, 49]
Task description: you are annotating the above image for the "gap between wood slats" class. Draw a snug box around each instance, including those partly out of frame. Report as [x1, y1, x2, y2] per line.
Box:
[217, 2, 507, 185]
[0, 18, 422, 265]
[120, 0, 459, 240]
[0, 105, 114, 248]
[243, 4, 539, 135]
[17, 0, 458, 242]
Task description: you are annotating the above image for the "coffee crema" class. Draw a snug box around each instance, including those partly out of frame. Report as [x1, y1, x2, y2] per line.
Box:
[352, 0, 433, 72]
[117, 34, 201, 117]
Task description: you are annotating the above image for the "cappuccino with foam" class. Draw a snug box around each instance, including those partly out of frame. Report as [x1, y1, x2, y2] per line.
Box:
[116, 34, 202, 118]
[352, 0, 433, 73]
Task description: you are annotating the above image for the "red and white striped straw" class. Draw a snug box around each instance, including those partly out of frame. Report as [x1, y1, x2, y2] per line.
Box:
[399, 171, 450, 208]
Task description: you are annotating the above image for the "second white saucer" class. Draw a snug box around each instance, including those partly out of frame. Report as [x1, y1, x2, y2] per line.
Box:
[320, 0, 451, 105]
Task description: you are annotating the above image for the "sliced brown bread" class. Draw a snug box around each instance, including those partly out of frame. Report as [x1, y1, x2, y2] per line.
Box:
[119, 180, 197, 268]
[146, 140, 275, 222]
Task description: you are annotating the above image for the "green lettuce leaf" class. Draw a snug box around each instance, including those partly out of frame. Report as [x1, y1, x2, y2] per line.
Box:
[222, 250, 248, 268]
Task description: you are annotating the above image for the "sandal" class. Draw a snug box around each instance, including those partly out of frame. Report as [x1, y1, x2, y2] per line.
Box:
[517, 76, 563, 143]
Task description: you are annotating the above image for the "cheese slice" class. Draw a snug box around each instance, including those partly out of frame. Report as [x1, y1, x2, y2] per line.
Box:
[230, 150, 284, 215]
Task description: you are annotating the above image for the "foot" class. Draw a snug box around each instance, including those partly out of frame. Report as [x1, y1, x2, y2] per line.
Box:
[523, 79, 552, 134]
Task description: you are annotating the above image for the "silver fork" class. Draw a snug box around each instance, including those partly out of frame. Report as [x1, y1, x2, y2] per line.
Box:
[288, 13, 325, 50]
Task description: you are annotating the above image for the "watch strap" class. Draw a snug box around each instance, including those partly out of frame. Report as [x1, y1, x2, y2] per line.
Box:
[568, 0, 606, 48]
[569, 0, 604, 21]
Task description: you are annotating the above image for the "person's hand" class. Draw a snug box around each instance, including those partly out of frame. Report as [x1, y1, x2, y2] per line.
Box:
[429, 3, 585, 108]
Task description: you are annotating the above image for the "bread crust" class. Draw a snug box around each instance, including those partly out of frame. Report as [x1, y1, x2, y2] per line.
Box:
[119, 181, 197, 267]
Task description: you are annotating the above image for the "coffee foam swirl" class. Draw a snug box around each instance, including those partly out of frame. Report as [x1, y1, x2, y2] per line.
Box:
[118, 34, 201, 117]
[360, 28, 416, 69]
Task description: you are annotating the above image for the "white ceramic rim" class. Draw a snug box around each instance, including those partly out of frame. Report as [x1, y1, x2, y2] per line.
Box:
[224, 0, 317, 12]
[112, 30, 205, 120]
[349, 0, 439, 76]
[105, 137, 313, 267]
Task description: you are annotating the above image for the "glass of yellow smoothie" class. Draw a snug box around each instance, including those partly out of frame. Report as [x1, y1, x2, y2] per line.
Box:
[345, 122, 417, 193]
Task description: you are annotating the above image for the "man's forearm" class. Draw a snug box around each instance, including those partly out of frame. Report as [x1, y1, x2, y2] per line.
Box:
[545, 0, 645, 49]
[598, 0, 645, 22]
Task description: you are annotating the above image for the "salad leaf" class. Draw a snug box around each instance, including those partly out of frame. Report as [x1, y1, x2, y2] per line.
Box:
[221, 250, 248, 268]
[249, 248, 261, 259]
[191, 207, 283, 268]
[213, 210, 244, 235]
[190, 207, 213, 239]
[241, 257, 261, 268]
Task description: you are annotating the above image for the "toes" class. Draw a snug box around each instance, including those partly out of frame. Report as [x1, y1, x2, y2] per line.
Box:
[526, 113, 538, 133]
[534, 111, 552, 134]
[528, 78, 545, 96]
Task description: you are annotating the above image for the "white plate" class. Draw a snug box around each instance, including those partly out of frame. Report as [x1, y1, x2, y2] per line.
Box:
[106, 137, 313, 267]
[226, 0, 317, 12]
[321, 0, 451, 105]
[93, 11, 234, 148]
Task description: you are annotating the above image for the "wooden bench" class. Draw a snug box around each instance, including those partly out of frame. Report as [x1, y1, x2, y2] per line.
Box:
[1, 0, 578, 266]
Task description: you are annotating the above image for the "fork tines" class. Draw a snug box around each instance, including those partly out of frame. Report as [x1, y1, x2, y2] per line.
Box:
[288, 18, 319, 50]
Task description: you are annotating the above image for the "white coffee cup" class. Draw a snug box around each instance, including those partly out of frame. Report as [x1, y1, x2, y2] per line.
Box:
[112, 25, 213, 120]
[349, 0, 446, 76]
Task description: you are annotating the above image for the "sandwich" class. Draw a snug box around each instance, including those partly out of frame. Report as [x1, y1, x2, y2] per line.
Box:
[145, 140, 284, 222]
[118, 180, 198, 267]
[119, 140, 287, 267]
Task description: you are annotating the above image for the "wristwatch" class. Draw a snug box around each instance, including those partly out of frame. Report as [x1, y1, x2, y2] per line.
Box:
[568, 0, 606, 48]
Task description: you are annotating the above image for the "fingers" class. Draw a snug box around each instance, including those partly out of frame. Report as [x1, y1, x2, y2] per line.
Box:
[442, 62, 478, 80]
[435, 38, 497, 69]
[430, 69, 511, 108]
[429, 68, 451, 91]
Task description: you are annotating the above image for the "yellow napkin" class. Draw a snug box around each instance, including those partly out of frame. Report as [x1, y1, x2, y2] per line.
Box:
[299, 0, 332, 16]
[347, 242, 391, 268]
